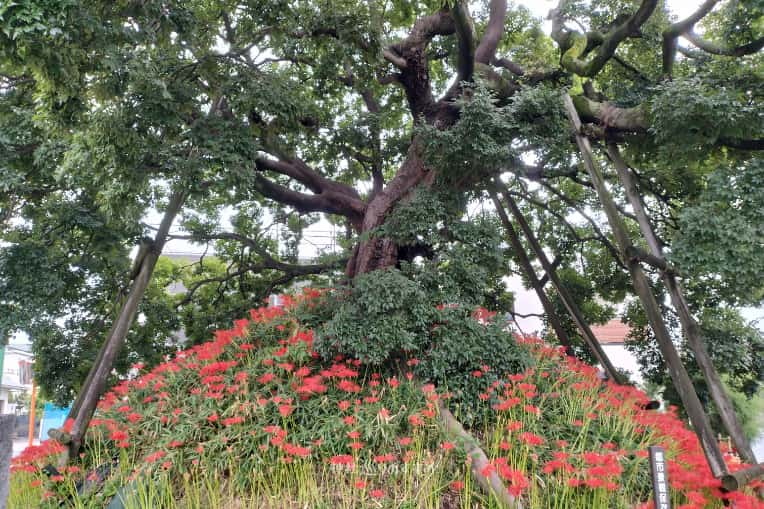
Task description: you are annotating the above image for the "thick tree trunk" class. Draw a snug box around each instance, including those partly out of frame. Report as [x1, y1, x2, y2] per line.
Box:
[607, 143, 758, 466]
[60, 189, 187, 461]
[346, 139, 434, 277]
[564, 94, 729, 478]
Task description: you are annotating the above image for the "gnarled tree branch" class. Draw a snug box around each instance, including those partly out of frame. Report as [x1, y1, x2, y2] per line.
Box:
[550, 0, 657, 77]
[475, 0, 508, 65]
[253, 175, 365, 226]
[683, 31, 764, 57]
[385, 8, 455, 119]
[662, 0, 719, 76]
[451, 1, 476, 83]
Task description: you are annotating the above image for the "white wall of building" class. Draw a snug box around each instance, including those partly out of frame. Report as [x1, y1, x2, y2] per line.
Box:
[0, 345, 34, 415]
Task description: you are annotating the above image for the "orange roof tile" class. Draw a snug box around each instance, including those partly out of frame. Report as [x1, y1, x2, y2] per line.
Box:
[590, 319, 630, 345]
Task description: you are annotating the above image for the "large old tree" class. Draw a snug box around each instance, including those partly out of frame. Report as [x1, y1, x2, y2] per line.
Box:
[2, 0, 763, 467]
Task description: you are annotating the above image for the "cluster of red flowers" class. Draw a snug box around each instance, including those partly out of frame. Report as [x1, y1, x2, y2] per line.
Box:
[11, 287, 764, 508]
[480, 334, 764, 507]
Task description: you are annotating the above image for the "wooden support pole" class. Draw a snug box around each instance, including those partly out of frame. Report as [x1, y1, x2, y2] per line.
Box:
[495, 184, 626, 385]
[64, 303, 121, 425]
[607, 143, 758, 468]
[62, 188, 187, 461]
[721, 463, 764, 492]
[489, 190, 576, 357]
[437, 400, 521, 508]
[27, 379, 36, 447]
[563, 94, 728, 478]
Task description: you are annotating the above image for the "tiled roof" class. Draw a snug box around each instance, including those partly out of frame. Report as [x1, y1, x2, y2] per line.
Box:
[590, 319, 630, 345]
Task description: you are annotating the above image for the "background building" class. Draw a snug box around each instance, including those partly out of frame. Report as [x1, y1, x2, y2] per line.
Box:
[0, 343, 33, 415]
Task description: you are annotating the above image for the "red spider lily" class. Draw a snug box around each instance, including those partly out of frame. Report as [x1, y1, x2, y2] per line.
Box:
[399, 437, 412, 446]
[232, 318, 249, 337]
[440, 441, 455, 451]
[278, 404, 294, 417]
[109, 430, 129, 441]
[480, 463, 496, 477]
[584, 477, 605, 489]
[493, 397, 521, 411]
[283, 443, 311, 458]
[542, 459, 575, 474]
[505, 420, 522, 432]
[222, 416, 244, 426]
[337, 379, 362, 393]
[329, 454, 354, 465]
[294, 375, 328, 396]
[349, 442, 364, 450]
[198, 360, 237, 377]
[373, 453, 395, 463]
[145, 450, 166, 463]
[519, 432, 544, 446]
[450, 480, 465, 491]
[370, 489, 385, 499]
[408, 414, 424, 427]
[497, 464, 529, 497]
[320, 363, 359, 379]
[277, 362, 294, 372]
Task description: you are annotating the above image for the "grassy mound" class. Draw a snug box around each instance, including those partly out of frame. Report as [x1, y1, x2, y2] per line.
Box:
[10, 290, 763, 508]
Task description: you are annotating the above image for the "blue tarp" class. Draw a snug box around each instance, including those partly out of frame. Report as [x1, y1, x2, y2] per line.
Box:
[39, 403, 70, 441]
